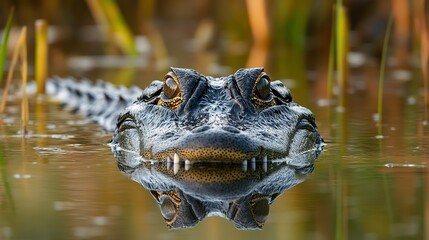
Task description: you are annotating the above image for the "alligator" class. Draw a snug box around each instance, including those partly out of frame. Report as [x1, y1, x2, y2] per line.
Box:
[47, 67, 324, 229]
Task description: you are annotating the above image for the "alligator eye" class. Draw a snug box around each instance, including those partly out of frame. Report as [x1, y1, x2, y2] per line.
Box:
[251, 198, 270, 224]
[252, 73, 275, 108]
[158, 72, 183, 110]
[255, 76, 271, 100]
[160, 196, 177, 222]
[163, 77, 179, 99]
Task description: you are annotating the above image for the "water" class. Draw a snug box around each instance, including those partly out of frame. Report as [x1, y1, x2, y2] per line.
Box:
[1, 1, 428, 238]
[0, 69, 428, 239]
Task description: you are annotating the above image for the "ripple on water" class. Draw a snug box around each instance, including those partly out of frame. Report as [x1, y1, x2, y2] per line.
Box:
[13, 173, 32, 179]
[53, 201, 77, 211]
[27, 134, 75, 139]
[0, 134, 75, 139]
[384, 162, 427, 169]
[33, 146, 67, 155]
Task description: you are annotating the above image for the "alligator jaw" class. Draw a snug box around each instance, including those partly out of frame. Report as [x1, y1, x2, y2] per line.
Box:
[147, 148, 260, 163]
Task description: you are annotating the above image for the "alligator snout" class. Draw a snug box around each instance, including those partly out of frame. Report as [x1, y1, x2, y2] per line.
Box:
[112, 67, 323, 165]
[150, 128, 261, 162]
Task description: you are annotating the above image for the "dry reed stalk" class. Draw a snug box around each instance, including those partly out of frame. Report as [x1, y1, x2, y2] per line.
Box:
[415, 0, 428, 123]
[35, 19, 48, 95]
[0, 27, 29, 133]
[392, 0, 410, 65]
[19, 27, 28, 135]
[246, 0, 269, 67]
[246, 0, 270, 46]
[0, 28, 23, 113]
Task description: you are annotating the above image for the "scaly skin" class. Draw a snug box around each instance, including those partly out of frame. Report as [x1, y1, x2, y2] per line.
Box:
[110, 67, 323, 163]
[48, 67, 323, 162]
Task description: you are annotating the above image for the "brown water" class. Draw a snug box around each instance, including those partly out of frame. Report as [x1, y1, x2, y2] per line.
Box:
[0, 63, 428, 239]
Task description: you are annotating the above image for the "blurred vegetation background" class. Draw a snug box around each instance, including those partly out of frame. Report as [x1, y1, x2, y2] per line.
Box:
[0, 0, 427, 105]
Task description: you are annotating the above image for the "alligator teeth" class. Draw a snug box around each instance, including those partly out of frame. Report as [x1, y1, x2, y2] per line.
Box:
[251, 158, 256, 171]
[174, 153, 180, 164]
[166, 156, 172, 170]
[263, 155, 268, 163]
[262, 156, 268, 172]
[185, 160, 191, 171]
[242, 160, 248, 172]
[173, 163, 179, 175]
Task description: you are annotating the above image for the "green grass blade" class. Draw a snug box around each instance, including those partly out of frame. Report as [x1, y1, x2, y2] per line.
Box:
[327, 5, 335, 99]
[102, 0, 138, 56]
[0, 8, 14, 85]
[335, 4, 349, 107]
[377, 14, 393, 137]
[87, 0, 137, 56]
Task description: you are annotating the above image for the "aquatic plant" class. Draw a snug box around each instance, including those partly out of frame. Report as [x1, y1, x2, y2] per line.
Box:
[327, 6, 335, 100]
[335, 1, 348, 108]
[35, 19, 48, 95]
[414, 0, 428, 124]
[327, 0, 349, 107]
[0, 27, 28, 134]
[377, 15, 393, 138]
[86, 0, 138, 56]
[0, 8, 14, 86]
[19, 27, 28, 134]
[331, 3, 350, 239]
[245, 0, 269, 67]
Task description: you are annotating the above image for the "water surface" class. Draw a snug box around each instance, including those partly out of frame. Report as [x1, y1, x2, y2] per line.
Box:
[0, 71, 428, 239]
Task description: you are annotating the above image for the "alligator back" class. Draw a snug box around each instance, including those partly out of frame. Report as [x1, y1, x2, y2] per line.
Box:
[46, 77, 142, 131]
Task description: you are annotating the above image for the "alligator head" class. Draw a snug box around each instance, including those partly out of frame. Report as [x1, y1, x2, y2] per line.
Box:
[111, 67, 323, 163]
[45, 67, 323, 229]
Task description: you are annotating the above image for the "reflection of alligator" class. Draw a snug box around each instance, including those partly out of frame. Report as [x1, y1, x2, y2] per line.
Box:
[115, 148, 318, 229]
[49, 67, 323, 163]
[48, 67, 324, 229]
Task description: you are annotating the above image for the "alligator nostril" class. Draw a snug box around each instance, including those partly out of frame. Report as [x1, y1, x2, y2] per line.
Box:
[191, 125, 211, 133]
[222, 126, 240, 134]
